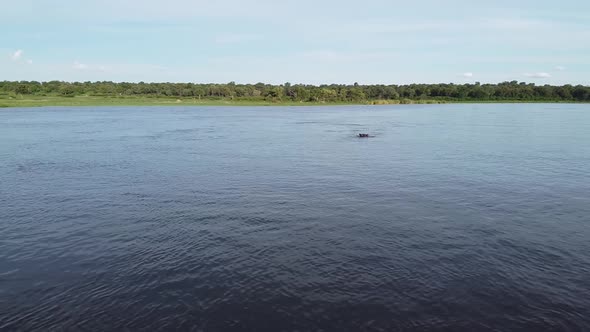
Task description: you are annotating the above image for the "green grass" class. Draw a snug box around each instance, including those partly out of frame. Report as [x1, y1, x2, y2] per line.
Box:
[0, 94, 584, 108]
[0, 95, 366, 108]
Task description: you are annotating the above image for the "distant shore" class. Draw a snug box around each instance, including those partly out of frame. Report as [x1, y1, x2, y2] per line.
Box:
[2, 81, 588, 107]
[1, 95, 587, 108]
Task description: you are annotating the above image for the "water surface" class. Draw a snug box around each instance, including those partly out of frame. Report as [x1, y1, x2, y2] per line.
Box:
[1, 104, 589, 331]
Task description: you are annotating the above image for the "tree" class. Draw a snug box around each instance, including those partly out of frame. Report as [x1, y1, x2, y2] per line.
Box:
[60, 85, 76, 97]
[1, 80, 588, 104]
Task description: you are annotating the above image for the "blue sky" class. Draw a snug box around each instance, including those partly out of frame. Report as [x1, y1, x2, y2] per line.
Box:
[2, 0, 589, 84]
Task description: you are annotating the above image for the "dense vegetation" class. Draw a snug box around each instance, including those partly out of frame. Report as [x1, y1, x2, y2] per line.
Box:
[1, 80, 589, 105]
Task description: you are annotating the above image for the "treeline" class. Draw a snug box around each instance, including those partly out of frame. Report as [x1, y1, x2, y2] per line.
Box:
[1, 80, 589, 103]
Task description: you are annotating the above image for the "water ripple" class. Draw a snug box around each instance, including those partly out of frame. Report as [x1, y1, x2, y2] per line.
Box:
[1, 105, 590, 331]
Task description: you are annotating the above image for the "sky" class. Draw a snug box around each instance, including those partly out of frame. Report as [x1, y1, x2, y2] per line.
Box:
[1, 0, 589, 85]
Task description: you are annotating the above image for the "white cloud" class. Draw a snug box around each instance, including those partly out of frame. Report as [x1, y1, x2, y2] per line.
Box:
[524, 72, 551, 78]
[462, 72, 474, 78]
[8, 50, 32, 64]
[555, 65, 566, 71]
[11, 49, 23, 61]
[73, 61, 89, 70]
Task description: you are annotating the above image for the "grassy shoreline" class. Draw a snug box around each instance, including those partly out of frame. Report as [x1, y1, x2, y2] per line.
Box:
[0, 95, 587, 108]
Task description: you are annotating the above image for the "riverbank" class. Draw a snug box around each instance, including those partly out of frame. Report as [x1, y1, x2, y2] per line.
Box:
[0, 96, 312, 108]
[0, 95, 584, 108]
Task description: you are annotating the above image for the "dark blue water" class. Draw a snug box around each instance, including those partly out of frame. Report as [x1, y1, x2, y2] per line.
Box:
[1, 104, 589, 331]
